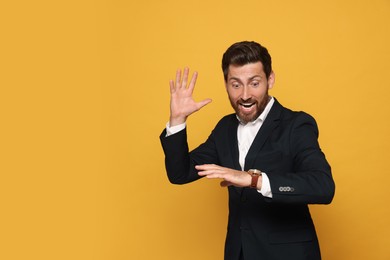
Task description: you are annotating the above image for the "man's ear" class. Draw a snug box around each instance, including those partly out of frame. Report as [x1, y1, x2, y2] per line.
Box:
[268, 71, 275, 89]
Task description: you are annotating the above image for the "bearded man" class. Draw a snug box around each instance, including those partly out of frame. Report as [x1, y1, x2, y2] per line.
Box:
[160, 41, 335, 260]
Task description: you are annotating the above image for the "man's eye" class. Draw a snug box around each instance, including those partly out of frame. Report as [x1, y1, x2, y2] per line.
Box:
[251, 82, 259, 87]
[232, 83, 240, 88]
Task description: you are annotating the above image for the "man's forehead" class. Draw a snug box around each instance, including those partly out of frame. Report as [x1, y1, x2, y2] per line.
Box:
[227, 62, 265, 79]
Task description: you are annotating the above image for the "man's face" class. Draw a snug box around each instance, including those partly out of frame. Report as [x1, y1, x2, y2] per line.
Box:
[225, 62, 275, 124]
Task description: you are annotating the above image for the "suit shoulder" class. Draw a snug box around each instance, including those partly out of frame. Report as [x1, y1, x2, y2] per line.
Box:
[279, 110, 321, 142]
[204, 113, 237, 136]
[214, 113, 237, 127]
[280, 107, 317, 125]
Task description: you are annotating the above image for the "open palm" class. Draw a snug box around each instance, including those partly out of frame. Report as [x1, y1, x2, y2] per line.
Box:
[169, 68, 212, 126]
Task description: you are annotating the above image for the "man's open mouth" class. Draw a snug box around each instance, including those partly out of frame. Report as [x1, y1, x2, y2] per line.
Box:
[240, 102, 255, 109]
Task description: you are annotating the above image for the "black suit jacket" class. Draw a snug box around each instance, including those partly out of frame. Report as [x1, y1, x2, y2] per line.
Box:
[160, 99, 335, 260]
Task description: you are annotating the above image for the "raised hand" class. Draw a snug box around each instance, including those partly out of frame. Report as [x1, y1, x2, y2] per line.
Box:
[169, 68, 212, 127]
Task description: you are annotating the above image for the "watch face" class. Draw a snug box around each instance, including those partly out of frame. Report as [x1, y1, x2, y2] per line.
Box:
[248, 169, 261, 176]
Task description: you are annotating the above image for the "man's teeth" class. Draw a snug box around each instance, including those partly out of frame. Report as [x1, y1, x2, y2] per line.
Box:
[241, 103, 254, 108]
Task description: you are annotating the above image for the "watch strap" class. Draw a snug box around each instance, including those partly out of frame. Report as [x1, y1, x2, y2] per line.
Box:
[251, 174, 260, 188]
[248, 169, 262, 189]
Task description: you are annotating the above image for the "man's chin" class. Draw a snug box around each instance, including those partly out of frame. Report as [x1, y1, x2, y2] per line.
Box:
[237, 112, 257, 124]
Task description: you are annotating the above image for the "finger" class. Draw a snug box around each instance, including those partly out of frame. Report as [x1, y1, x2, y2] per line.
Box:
[196, 98, 212, 110]
[181, 67, 189, 88]
[197, 170, 210, 176]
[198, 169, 225, 178]
[188, 71, 198, 93]
[195, 164, 218, 169]
[175, 69, 181, 89]
[195, 164, 216, 172]
[169, 80, 175, 94]
[205, 173, 223, 179]
[197, 169, 219, 177]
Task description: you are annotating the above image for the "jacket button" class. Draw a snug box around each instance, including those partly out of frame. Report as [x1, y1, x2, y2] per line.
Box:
[279, 186, 294, 192]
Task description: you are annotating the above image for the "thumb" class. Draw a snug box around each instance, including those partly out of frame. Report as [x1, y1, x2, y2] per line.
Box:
[197, 98, 212, 110]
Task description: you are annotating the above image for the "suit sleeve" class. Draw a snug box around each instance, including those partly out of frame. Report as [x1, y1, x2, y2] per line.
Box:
[267, 113, 335, 204]
[160, 127, 220, 184]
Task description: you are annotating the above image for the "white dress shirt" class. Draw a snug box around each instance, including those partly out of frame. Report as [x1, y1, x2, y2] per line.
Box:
[236, 97, 274, 198]
[165, 97, 275, 198]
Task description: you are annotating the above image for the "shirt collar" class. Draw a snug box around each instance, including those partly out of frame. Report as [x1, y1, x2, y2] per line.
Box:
[237, 96, 275, 125]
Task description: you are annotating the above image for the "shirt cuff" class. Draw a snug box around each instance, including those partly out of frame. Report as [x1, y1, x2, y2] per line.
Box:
[166, 122, 186, 137]
[258, 172, 272, 198]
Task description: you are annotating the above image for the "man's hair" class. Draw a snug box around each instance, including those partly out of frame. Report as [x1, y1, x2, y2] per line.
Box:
[222, 41, 272, 82]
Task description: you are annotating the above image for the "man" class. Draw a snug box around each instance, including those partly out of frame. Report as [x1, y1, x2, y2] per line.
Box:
[160, 41, 335, 260]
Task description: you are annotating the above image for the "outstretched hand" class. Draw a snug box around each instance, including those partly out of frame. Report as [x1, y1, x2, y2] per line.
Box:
[169, 68, 212, 127]
[196, 164, 255, 188]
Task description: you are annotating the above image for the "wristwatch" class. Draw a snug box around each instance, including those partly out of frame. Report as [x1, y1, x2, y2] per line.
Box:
[247, 169, 262, 189]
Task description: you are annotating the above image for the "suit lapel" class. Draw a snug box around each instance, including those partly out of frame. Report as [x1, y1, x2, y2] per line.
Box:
[226, 115, 243, 195]
[244, 99, 283, 171]
[227, 115, 241, 171]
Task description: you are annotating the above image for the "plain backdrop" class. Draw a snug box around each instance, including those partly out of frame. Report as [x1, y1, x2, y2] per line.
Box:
[1, 0, 389, 259]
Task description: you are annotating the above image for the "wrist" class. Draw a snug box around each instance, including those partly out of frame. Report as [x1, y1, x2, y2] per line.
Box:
[247, 169, 262, 190]
[169, 115, 187, 127]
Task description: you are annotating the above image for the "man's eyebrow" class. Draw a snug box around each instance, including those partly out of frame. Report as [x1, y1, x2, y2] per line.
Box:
[228, 77, 241, 82]
[228, 75, 262, 81]
[249, 75, 262, 80]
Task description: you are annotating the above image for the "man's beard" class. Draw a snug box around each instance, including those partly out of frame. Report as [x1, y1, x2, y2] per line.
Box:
[229, 93, 270, 124]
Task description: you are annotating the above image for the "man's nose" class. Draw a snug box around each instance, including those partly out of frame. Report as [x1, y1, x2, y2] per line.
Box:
[241, 86, 250, 100]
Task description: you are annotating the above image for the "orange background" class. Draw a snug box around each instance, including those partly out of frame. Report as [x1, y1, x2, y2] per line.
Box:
[1, 0, 389, 259]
